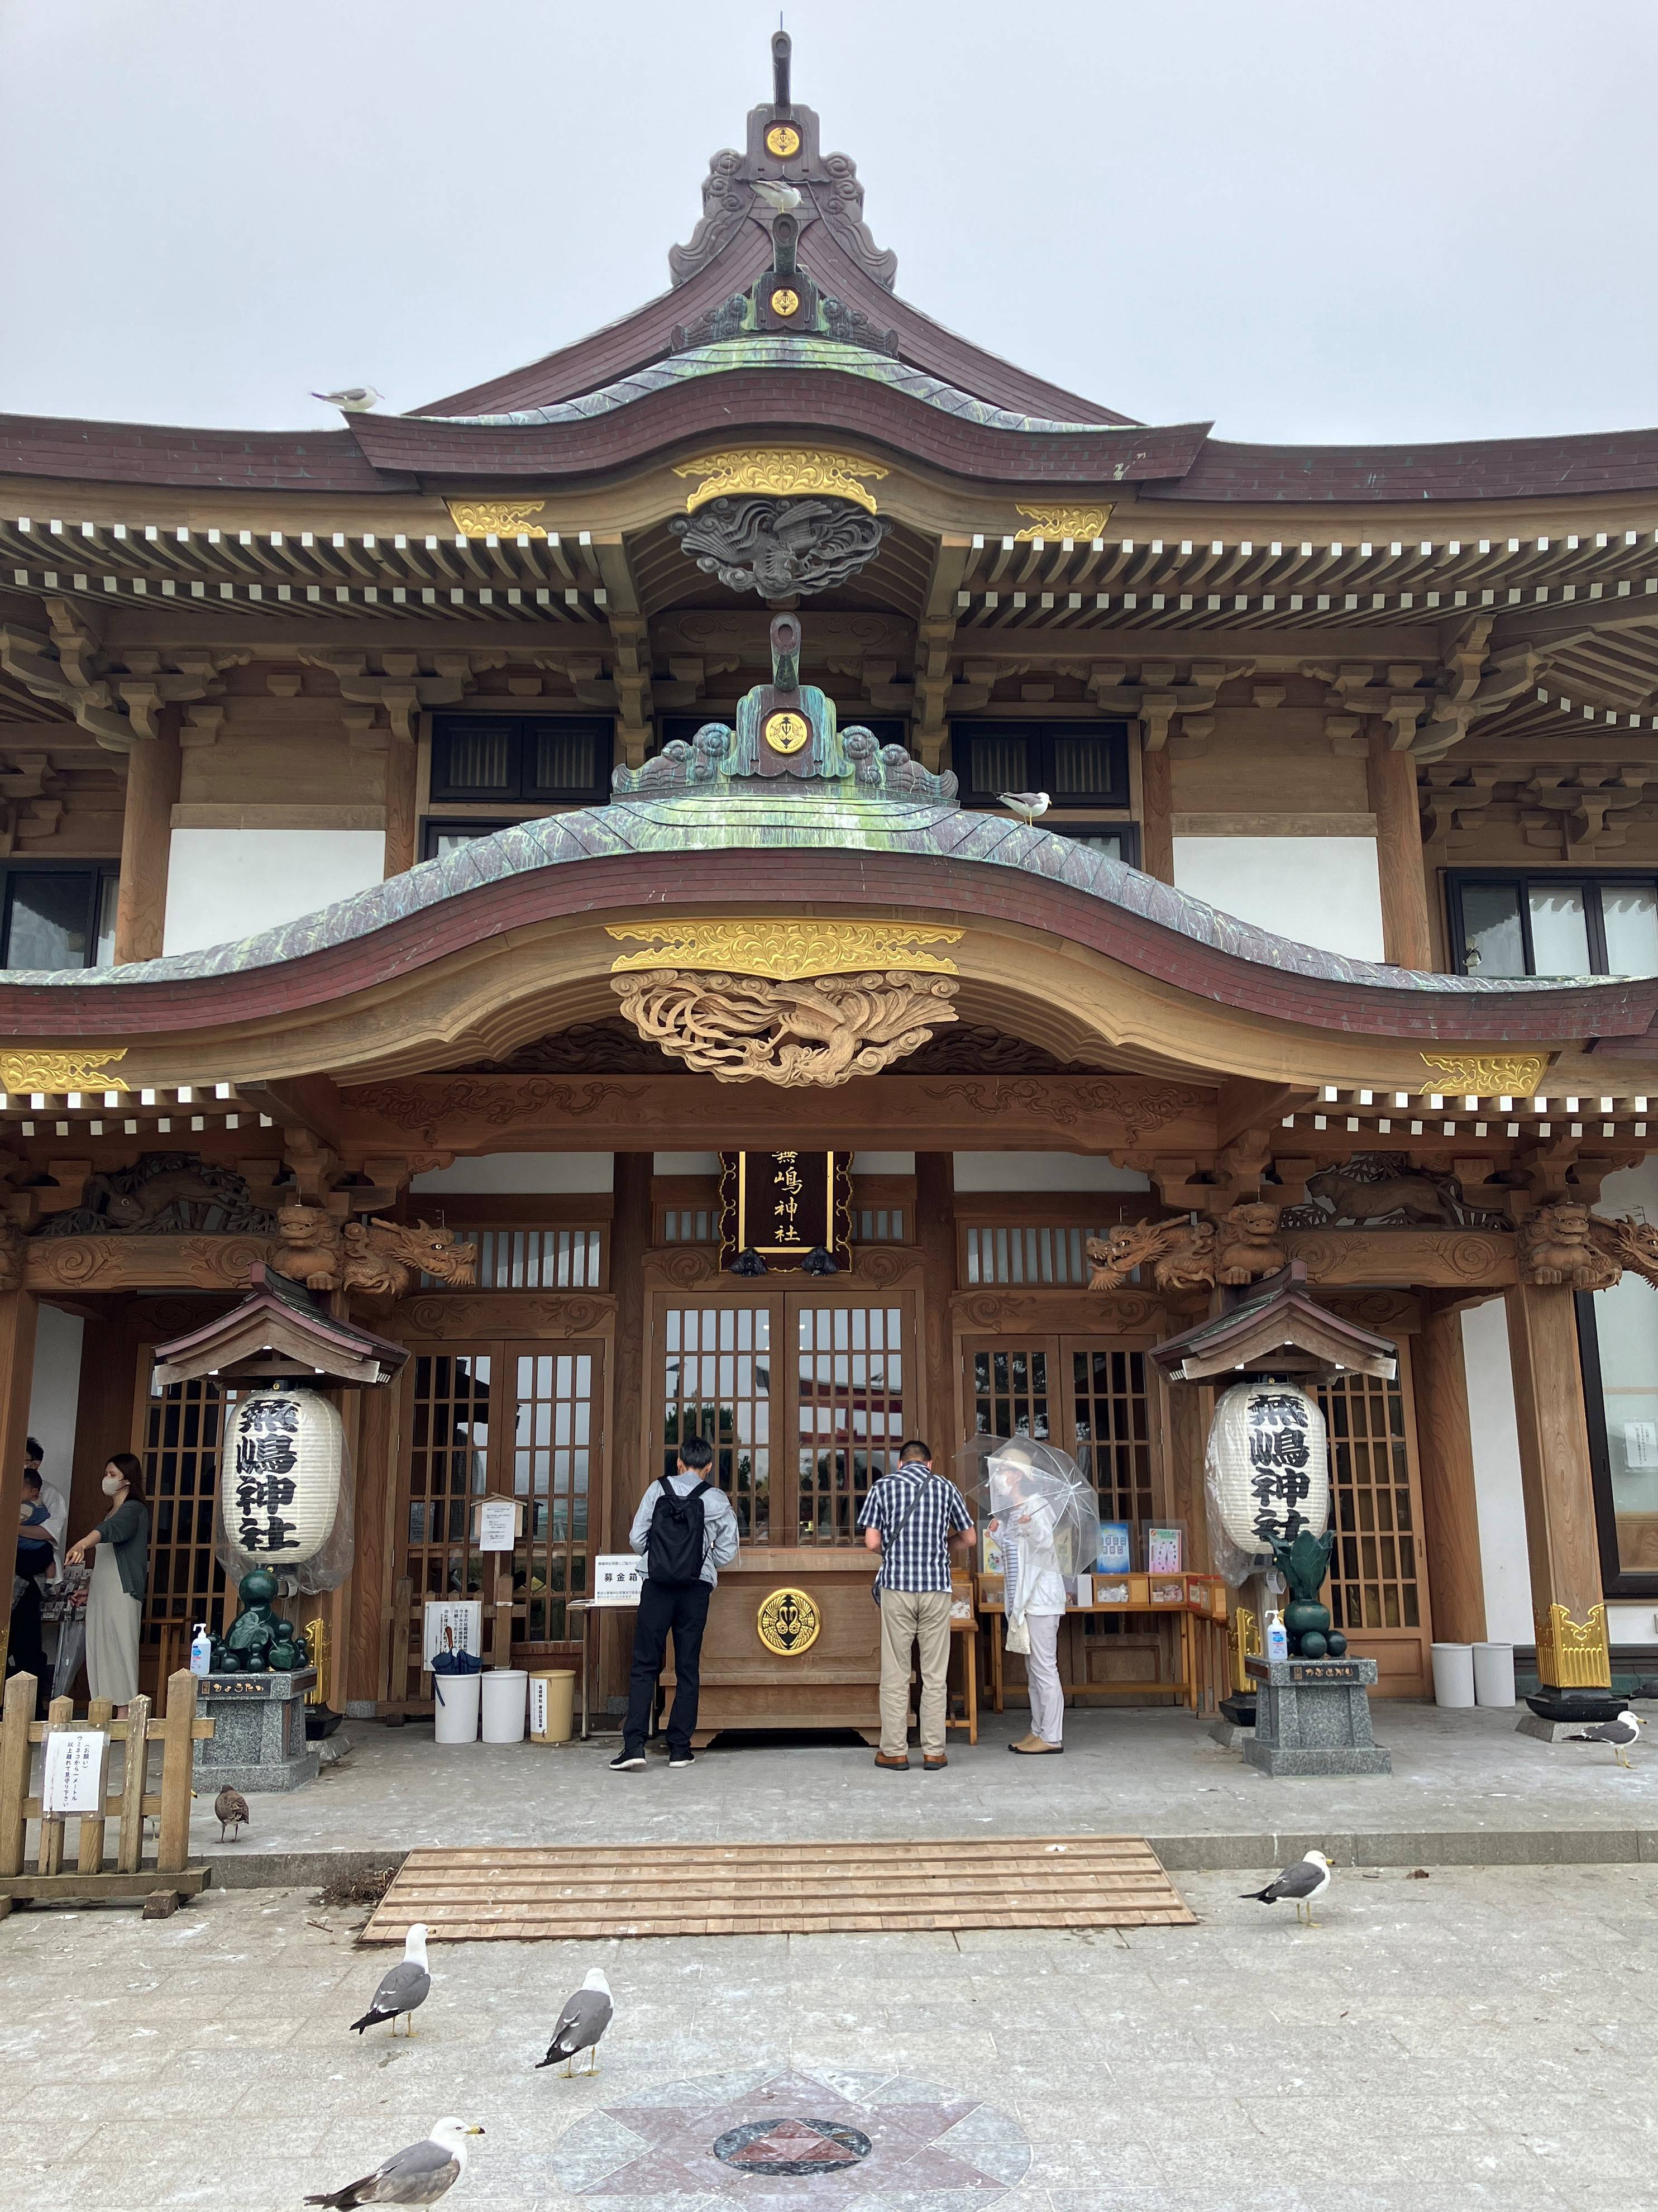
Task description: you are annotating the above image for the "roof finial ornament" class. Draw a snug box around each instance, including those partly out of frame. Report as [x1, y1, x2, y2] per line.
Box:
[772, 28, 792, 116]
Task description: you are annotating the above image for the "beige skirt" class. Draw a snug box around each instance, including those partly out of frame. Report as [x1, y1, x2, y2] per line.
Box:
[85, 1542, 141, 1706]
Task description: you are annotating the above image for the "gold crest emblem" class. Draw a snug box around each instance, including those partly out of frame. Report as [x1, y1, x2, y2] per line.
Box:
[757, 1586, 821, 1656]
[763, 708, 811, 755]
[768, 286, 801, 318]
[765, 122, 802, 158]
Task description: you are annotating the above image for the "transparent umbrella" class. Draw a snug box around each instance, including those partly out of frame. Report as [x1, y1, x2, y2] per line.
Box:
[957, 1436, 1101, 1654]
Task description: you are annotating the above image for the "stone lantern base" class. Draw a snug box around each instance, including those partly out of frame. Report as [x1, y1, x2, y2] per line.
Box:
[192, 1668, 321, 1793]
[1242, 1655, 1391, 1776]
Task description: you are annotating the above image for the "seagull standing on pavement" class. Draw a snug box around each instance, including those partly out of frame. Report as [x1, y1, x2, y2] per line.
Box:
[535, 1966, 614, 2075]
[1241, 1849, 1332, 1926]
[313, 385, 383, 412]
[998, 791, 1050, 827]
[349, 1921, 431, 2037]
[1565, 1708, 1647, 1768]
[304, 2118, 484, 2208]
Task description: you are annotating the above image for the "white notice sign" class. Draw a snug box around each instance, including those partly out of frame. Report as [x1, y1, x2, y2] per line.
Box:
[423, 1599, 483, 1666]
[42, 1729, 107, 1817]
[477, 1499, 517, 1552]
[593, 1553, 645, 1607]
[1626, 1420, 1658, 1471]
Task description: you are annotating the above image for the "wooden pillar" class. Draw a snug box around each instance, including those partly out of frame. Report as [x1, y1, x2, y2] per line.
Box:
[601, 1153, 651, 1713]
[0, 1291, 40, 1676]
[112, 720, 181, 964]
[1366, 730, 1434, 969]
[1505, 1280, 1611, 1704]
[347, 1375, 400, 1710]
[383, 733, 418, 877]
[1158, 1367, 1211, 1572]
[1413, 1302, 1487, 1645]
[1139, 745, 1174, 883]
[914, 1154, 957, 1452]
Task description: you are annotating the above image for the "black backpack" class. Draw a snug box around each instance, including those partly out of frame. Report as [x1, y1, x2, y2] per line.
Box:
[646, 1477, 714, 1588]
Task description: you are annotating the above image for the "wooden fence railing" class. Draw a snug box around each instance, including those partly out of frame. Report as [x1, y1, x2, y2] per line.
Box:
[0, 1668, 213, 1915]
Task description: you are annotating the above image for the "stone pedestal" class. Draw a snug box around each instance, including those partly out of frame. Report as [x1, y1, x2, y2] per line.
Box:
[1242, 1655, 1391, 1776]
[193, 1668, 319, 1793]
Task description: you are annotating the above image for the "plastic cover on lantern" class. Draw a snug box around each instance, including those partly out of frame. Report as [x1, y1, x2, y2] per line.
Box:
[1203, 1377, 1330, 1586]
[214, 1384, 357, 1597]
[958, 1434, 1102, 1592]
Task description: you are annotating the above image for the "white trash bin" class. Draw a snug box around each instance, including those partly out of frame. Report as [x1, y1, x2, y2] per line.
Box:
[1473, 1642, 1516, 1708]
[432, 1669, 482, 1744]
[481, 1667, 528, 1744]
[1431, 1642, 1477, 1708]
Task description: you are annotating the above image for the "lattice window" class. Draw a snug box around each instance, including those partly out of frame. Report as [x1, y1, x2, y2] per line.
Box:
[661, 1305, 771, 1539]
[662, 1208, 717, 1244]
[968, 1345, 1052, 1443]
[1071, 1348, 1154, 1527]
[853, 1208, 906, 1242]
[964, 1224, 1100, 1286]
[141, 1375, 235, 1651]
[1320, 1371, 1421, 1632]
[795, 1304, 905, 1544]
[512, 1350, 593, 1641]
[405, 1352, 492, 1605]
[422, 1227, 603, 1289]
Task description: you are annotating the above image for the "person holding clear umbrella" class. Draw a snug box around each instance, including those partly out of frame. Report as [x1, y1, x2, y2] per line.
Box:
[964, 1437, 1100, 1757]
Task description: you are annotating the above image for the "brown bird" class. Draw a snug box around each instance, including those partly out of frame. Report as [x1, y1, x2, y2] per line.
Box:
[214, 1786, 250, 1842]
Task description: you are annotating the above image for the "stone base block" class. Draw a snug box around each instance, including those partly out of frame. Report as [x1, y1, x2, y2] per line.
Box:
[194, 1668, 320, 1794]
[1209, 1719, 1254, 1752]
[1516, 1712, 1614, 1746]
[1243, 1742, 1393, 1776]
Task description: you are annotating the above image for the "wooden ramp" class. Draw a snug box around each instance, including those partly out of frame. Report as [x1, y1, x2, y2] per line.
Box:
[363, 1836, 1195, 1942]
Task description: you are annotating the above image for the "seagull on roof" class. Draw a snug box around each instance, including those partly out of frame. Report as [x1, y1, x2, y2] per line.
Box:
[313, 384, 383, 413]
[1241, 1849, 1331, 1926]
[1566, 1708, 1647, 1768]
[999, 791, 1050, 826]
[349, 1922, 431, 2037]
[752, 180, 802, 216]
[535, 1966, 613, 2075]
[304, 2118, 483, 2208]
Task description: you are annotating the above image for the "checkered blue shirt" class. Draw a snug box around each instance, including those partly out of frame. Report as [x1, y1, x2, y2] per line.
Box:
[857, 1462, 973, 1593]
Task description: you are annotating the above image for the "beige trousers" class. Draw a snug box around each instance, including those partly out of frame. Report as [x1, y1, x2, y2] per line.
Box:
[877, 1588, 954, 1759]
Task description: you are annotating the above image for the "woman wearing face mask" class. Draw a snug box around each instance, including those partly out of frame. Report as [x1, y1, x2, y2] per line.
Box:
[64, 1453, 149, 1712]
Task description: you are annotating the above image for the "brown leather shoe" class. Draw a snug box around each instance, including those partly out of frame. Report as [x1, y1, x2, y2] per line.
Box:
[873, 1752, 911, 1770]
[923, 1754, 948, 1771]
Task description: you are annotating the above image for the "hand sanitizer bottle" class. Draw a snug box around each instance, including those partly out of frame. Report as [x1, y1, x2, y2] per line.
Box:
[1263, 1609, 1289, 1663]
[189, 1623, 213, 1676]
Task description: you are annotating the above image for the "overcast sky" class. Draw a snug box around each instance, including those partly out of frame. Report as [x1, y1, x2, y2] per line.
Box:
[2, 1, 1654, 446]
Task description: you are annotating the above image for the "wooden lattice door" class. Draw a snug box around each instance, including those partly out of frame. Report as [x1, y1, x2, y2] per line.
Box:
[961, 1334, 1155, 1523]
[1317, 1355, 1432, 1697]
[136, 1371, 235, 1691]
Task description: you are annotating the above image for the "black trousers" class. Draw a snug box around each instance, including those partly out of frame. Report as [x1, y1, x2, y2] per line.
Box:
[623, 1578, 711, 1755]
[7, 1575, 47, 1703]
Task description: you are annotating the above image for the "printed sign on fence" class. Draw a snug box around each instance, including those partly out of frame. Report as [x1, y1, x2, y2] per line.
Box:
[42, 1729, 107, 1816]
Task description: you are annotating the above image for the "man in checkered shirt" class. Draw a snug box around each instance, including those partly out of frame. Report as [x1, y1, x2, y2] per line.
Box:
[858, 1439, 974, 1771]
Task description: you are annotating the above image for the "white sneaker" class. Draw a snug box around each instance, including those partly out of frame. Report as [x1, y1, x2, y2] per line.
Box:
[668, 1750, 695, 1768]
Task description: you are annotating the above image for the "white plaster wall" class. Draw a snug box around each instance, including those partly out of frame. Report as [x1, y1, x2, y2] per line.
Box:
[1173, 835, 1386, 962]
[26, 1304, 83, 1495]
[410, 1153, 615, 1194]
[953, 1153, 1151, 1193]
[1461, 1295, 1533, 1644]
[162, 829, 386, 955]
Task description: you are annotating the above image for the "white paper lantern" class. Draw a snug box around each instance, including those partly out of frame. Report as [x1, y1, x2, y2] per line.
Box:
[223, 1386, 343, 1569]
[1207, 1380, 1330, 1558]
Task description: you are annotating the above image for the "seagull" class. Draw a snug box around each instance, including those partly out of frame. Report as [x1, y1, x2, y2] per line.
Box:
[312, 385, 383, 413]
[1241, 1849, 1332, 1927]
[752, 180, 802, 216]
[998, 791, 1050, 826]
[534, 1966, 614, 2076]
[214, 1786, 250, 1843]
[1565, 1708, 1647, 1768]
[349, 1922, 431, 2037]
[304, 2118, 484, 2208]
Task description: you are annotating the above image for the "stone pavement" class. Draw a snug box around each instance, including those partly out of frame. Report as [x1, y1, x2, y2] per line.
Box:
[7, 1863, 1658, 2212]
[190, 1701, 1658, 1882]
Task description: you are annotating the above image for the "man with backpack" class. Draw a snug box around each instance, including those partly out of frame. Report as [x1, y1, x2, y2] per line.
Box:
[858, 1439, 975, 1771]
[609, 1434, 740, 1771]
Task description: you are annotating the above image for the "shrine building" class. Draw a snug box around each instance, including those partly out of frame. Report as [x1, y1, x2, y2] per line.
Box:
[4, 32, 1658, 1729]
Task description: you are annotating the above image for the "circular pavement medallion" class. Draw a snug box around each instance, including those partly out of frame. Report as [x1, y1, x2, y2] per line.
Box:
[552, 2063, 1031, 2208]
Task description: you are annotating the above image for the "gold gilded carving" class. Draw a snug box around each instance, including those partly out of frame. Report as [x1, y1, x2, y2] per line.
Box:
[765, 122, 802, 157]
[0, 1048, 128, 1094]
[1228, 1604, 1260, 1696]
[1013, 504, 1114, 542]
[611, 968, 960, 1087]
[768, 286, 801, 317]
[672, 449, 889, 515]
[444, 499, 549, 539]
[607, 919, 961, 980]
[763, 708, 811, 754]
[342, 1219, 479, 1301]
[1418, 1052, 1547, 1098]
[1519, 1203, 1620, 1291]
[1534, 1601, 1611, 1690]
[756, 1586, 821, 1656]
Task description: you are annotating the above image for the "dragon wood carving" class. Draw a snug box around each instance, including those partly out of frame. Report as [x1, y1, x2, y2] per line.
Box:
[1087, 1203, 1288, 1295]
[611, 967, 959, 1086]
[341, 1220, 478, 1301]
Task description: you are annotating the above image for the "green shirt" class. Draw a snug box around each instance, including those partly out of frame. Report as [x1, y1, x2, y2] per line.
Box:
[96, 1498, 150, 1602]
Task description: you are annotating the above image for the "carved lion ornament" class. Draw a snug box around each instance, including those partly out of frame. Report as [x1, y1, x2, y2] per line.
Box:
[610, 967, 959, 1087]
[274, 1203, 347, 1291]
[1521, 1202, 1627, 1291]
[1086, 1203, 1287, 1296]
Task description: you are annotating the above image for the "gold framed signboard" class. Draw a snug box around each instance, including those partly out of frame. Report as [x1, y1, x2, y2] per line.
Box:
[719, 1150, 852, 1270]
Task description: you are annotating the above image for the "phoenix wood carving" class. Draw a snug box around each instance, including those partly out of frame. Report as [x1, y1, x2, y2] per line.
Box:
[610, 967, 960, 1086]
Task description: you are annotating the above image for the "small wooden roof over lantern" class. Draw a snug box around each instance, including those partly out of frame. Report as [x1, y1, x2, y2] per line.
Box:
[1149, 1262, 1397, 1386]
[151, 1264, 409, 1387]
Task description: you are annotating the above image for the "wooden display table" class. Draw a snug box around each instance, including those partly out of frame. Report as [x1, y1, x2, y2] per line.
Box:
[667, 1548, 884, 1747]
[979, 1573, 1229, 1718]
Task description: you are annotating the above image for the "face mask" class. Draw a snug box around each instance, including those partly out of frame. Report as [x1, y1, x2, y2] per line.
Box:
[102, 1473, 123, 1495]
